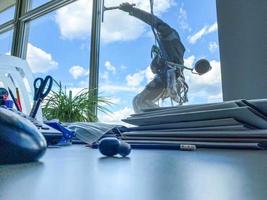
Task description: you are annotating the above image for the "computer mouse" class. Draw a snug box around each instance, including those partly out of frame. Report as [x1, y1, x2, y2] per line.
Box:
[0, 107, 47, 164]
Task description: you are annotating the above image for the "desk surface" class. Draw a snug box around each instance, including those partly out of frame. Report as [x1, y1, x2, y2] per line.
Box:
[1, 145, 267, 200]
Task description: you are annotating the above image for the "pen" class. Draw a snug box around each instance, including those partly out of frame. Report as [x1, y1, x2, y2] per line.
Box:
[8, 87, 20, 111]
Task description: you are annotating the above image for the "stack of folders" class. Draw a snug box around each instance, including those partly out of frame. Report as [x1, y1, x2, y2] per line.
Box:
[121, 99, 267, 149]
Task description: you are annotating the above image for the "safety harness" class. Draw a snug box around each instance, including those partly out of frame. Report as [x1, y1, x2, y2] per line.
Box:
[149, 0, 188, 105]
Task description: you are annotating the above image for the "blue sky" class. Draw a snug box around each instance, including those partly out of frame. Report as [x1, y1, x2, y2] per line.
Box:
[0, 0, 222, 123]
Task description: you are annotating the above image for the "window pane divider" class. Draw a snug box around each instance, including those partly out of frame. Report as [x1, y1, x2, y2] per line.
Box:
[20, 0, 77, 22]
[0, 20, 14, 34]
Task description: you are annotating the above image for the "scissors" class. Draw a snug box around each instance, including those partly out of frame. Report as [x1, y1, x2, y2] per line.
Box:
[29, 75, 53, 118]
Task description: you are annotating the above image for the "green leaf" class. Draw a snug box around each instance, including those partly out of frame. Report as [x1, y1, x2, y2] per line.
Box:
[42, 81, 113, 122]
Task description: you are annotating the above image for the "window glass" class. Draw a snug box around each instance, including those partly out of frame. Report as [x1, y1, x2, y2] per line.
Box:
[0, 0, 16, 25]
[98, 0, 222, 124]
[28, 0, 53, 10]
[0, 29, 13, 55]
[25, 0, 92, 94]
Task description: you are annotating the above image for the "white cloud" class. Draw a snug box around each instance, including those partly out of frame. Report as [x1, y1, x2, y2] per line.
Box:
[99, 106, 134, 125]
[69, 65, 88, 79]
[126, 65, 155, 87]
[55, 0, 173, 43]
[100, 65, 154, 95]
[100, 61, 118, 82]
[101, 9, 146, 43]
[99, 65, 154, 94]
[27, 43, 58, 73]
[207, 92, 223, 103]
[193, 60, 221, 85]
[207, 22, 218, 33]
[145, 66, 155, 83]
[108, 96, 121, 104]
[105, 61, 116, 74]
[55, 0, 91, 40]
[188, 27, 207, 44]
[184, 57, 221, 86]
[184, 55, 195, 67]
[100, 84, 143, 94]
[100, 57, 222, 105]
[126, 70, 145, 87]
[177, 4, 191, 32]
[208, 41, 219, 53]
[183, 56, 222, 103]
[188, 22, 218, 44]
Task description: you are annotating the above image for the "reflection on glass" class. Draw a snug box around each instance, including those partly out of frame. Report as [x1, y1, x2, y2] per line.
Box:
[0, 29, 13, 55]
[0, 1, 15, 25]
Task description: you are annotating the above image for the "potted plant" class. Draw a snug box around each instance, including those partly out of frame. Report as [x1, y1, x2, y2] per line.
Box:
[42, 81, 112, 122]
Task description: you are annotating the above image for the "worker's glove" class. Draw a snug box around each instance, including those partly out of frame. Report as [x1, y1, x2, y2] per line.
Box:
[119, 2, 134, 12]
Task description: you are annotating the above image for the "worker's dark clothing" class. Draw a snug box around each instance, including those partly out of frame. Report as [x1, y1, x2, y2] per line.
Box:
[127, 7, 185, 64]
[120, 5, 186, 113]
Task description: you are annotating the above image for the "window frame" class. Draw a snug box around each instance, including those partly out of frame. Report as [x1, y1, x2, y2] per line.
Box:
[10, 0, 78, 58]
[0, 0, 78, 57]
[0, 0, 101, 116]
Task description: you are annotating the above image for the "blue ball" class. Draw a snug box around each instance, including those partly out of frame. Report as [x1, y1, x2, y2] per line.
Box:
[98, 137, 131, 157]
[99, 137, 120, 156]
[118, 141, 131, 157]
